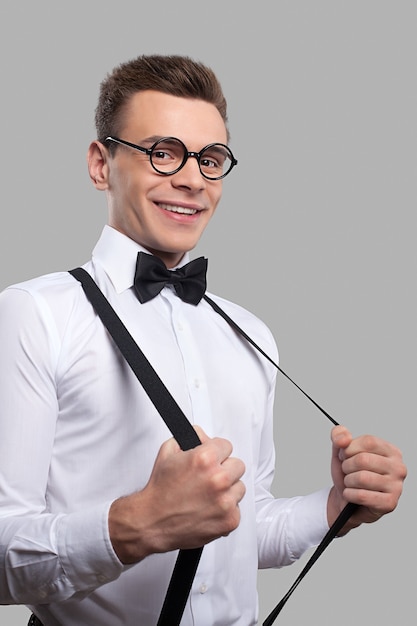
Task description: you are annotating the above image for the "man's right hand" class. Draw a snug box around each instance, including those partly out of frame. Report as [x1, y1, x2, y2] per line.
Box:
[108, 426, 246, 564]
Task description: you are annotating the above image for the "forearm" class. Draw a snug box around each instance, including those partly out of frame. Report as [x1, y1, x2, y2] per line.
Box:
[326, 486, 360, 536]
[257, 488, 330, 569]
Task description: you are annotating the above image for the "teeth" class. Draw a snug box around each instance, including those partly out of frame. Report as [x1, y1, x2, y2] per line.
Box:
[159, 203, 197, 215]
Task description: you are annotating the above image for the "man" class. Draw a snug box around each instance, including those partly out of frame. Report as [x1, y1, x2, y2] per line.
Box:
[0, 55, 406, 625]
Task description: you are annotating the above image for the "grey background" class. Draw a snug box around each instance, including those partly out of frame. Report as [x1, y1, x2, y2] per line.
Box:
[0, 1, 415, 624]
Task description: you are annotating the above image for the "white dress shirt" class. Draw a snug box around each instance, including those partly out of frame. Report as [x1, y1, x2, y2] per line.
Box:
[0, 226, 329, 625]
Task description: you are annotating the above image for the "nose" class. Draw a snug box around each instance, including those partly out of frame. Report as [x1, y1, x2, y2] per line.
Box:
[171, 154, 206, 191]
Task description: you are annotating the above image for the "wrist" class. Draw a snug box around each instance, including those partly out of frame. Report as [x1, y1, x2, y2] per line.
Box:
[108, 492, 156, 564]
[327, 487, 359, 536]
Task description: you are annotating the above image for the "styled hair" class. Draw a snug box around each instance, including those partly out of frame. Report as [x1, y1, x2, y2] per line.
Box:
[95, 54, 229, 147]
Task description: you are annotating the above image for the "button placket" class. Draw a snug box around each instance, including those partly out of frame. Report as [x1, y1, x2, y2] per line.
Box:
[167, 292, 213, 432]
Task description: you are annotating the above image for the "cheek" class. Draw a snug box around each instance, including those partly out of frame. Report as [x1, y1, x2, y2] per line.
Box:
[209, 184, 223, 210]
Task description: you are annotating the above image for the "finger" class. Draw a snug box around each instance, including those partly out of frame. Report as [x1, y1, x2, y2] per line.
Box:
[159, 436, 181, 458]
[195, 435, 234, 468]
[342, 435, 403, 461]
[193, 424, 210, 444]
[234, 479, 247, 504]
[220, 456, 246, 483]
[347, 453, 401, 485]
[344, 468, 393, 492]
[342, 485, 401, 517]
[193, 426, 235, 464]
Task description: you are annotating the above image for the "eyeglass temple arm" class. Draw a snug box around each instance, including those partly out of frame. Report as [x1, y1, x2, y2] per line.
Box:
[105, 136, 149, 155]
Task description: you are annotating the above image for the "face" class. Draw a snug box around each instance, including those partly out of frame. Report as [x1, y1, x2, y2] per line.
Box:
[88, 90, 228, 267]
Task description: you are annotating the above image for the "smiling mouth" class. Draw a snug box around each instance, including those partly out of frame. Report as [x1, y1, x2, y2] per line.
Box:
[157, 203, 199, 215]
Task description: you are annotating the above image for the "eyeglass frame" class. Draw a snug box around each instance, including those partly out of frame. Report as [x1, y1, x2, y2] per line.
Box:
[105, 135, 238, 180]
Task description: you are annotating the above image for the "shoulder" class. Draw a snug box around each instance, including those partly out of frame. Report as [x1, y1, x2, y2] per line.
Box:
[1, 270, 82, 307]
[0, 268, 92, 334]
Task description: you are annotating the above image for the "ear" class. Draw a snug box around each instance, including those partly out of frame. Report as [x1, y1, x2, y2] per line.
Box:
[87, 141, 110, 190]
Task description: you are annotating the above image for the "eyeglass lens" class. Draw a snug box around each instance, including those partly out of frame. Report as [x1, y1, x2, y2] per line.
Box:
[150, 138, 234, 179]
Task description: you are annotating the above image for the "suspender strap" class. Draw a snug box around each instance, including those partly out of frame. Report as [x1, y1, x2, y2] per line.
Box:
[69, 267, 202, 626]
[203, 295, 338, 425]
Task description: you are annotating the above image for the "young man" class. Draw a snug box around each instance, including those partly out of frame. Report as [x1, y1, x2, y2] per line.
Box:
[0, 55, 406, 625]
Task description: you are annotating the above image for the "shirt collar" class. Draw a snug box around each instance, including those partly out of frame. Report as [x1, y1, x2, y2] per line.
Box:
[91, 225, 191, 294]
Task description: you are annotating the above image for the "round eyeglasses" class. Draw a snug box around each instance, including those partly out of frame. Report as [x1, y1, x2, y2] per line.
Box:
[105, 136, 238, 180]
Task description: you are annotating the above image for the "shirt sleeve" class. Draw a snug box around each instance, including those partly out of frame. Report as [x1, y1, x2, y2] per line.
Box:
[0, 287, 123, 604]
[256, 488, 330, 569]
[254, 355, 330, 569]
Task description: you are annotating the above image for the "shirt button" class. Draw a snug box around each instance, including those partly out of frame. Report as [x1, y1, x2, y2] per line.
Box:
[194, 378, 200, 388]
[177, 322, 183, 331]
[199, 583, 208, 594]
[97, 574, 107, 583]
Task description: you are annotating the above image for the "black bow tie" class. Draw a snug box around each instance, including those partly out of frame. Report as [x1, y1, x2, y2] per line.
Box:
[133, 252, 208, 305]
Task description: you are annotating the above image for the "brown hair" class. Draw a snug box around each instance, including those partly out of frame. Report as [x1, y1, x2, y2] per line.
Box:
[95, 54, 229, 147]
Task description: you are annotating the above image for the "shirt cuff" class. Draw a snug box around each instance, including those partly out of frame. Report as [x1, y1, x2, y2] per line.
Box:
[285, 487, 330, 559]
[57, 500, 124, 595]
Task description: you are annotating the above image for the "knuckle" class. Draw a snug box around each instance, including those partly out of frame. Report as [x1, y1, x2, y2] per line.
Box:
[358, 450, 373, 467]
[399, 461, 408, 481]
[237, 458, 246, 477]
[195, 445, 217, 471]
[210, 469, 231, 493]
[353, 489, 369, 507]
[384, 496, 397, 514]
[220, 500, 240, 534]
[212, 435, 232, 451]
[344, 451, 372, 473]
[361, 434, 377, 450]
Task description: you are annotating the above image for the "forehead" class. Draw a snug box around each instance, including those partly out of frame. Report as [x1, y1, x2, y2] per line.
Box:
[119, 90, 228, 146]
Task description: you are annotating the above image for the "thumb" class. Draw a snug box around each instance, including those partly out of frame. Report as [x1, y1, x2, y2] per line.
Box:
[331, 425, 352, 457]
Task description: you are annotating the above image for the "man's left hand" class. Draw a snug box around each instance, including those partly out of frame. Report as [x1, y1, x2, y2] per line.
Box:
[327, 425, 407, 533]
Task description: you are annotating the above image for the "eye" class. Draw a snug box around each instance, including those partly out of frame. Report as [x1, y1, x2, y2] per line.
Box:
[200, 156, 220, 169]
[151, 139, 185, 168]
[153, 149, 174, 161]
[199, 146, 230, 175]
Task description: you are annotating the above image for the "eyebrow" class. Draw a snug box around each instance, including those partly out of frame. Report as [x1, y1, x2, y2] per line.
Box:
[139, 135, 165, 146]
[203, 144, 229, 156]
